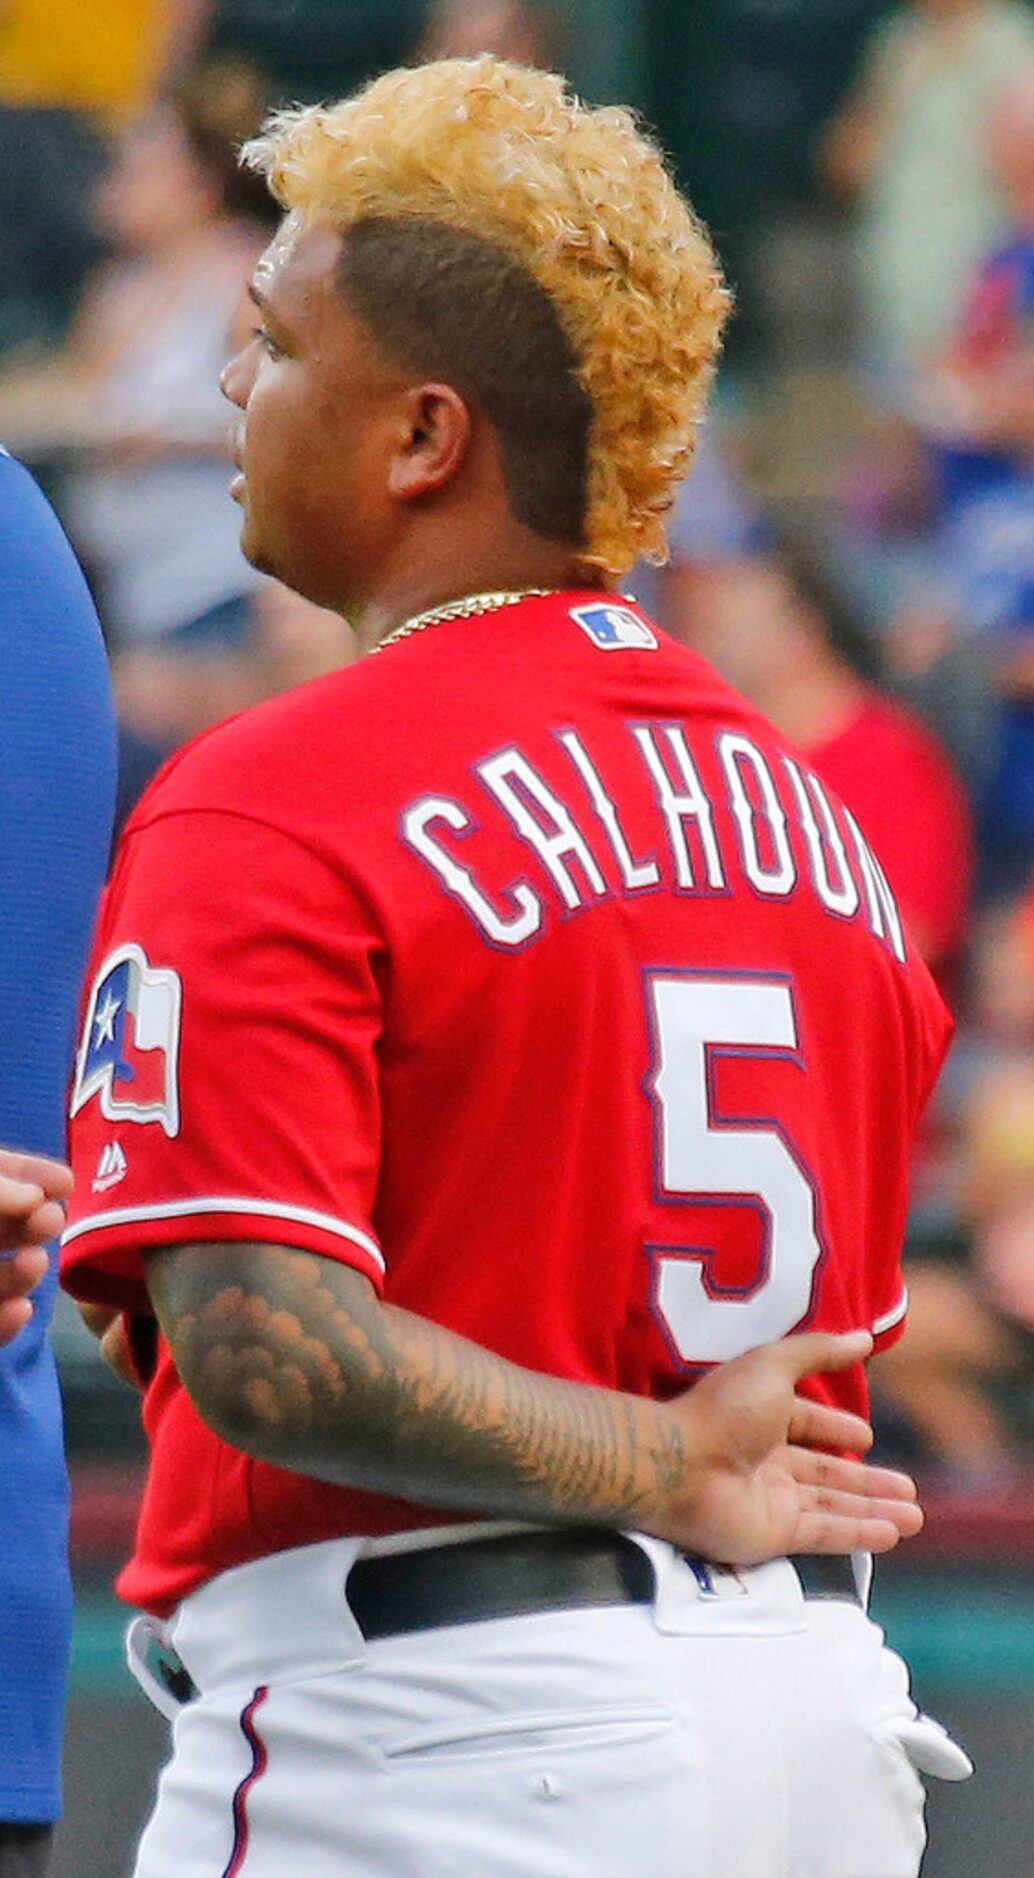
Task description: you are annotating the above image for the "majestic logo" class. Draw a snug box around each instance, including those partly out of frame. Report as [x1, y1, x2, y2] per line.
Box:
[569, 602, 658, 651]
[71, 944, 182, 1137]
[92, 1140, 128, 1193]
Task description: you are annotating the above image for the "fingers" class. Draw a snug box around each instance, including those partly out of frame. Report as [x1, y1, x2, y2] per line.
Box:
[774, 1329, 874, 1383]
[795, 1482, 923, 1549]
[793, 1510, 914, 1555]
[0, 1149, 73, 1201]
[790, 1482, 923, 1531]
[25, 1196, 68, 1245]
[100, 1316, 141, 1390]
[788, 1395, 874, 1453]
[0, 1175, 45, 1242]
[0, 1154, 72, 1343]
[0, 1245, 48, 1299]
[786, 1444, 924, 1554]
[0, 1160, 71, 1254]
[78, 1304, 142, 1389]
[79, 1301, 120, 1342]
[786, 1444, 919, 1503]
[0, 1296, 34, 1346]
[0, 1195, 67, 1253]
[0, 1246, 49, 1346]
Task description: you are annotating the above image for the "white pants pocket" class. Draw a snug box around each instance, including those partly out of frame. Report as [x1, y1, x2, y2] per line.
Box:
[378, 1702, 676, 1766]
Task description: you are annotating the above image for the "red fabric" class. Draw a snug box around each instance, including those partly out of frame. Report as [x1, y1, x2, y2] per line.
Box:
[803, 691, 972, 1000]
[62, 592, 951, 1615]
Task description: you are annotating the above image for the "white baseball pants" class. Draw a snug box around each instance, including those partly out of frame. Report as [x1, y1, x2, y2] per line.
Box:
[127, 1527, 971, 1878]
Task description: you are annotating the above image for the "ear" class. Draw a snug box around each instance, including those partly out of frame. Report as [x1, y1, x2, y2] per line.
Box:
[387, 383, 473, 502]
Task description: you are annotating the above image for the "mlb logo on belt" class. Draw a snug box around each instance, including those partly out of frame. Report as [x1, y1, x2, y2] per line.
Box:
[71, 943, 182, 1137]
[569, 602, 658, 651]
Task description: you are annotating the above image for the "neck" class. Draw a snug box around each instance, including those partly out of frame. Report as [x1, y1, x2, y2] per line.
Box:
[349, 531, 599, 656]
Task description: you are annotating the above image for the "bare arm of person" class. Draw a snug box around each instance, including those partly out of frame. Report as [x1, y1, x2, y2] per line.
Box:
[820, 63, 892, 199]
[0, 275, 146, 458]
[819, 24, 903, 200]
[155, 0, 216, 86]
[144, 1241, 922, 1568]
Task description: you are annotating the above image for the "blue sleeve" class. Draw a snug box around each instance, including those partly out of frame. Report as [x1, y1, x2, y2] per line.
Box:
[0, 451, 116, 1824]
[0, 451, 117, 1164]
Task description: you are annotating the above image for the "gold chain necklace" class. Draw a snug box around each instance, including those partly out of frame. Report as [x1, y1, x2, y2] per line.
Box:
[371, 588, 553, 654]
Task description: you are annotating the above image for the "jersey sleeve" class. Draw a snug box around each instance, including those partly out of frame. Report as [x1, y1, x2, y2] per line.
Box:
[0, 456, 116, 1166]
[61, 806, 386, 1313]
[869, 1287, 909, 1356]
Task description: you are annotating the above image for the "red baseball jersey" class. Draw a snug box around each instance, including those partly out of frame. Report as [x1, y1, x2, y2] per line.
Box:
[62, 590, 951, 1616]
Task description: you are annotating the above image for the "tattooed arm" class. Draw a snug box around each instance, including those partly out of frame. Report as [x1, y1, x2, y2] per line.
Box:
[144, 1242, 922, 1565]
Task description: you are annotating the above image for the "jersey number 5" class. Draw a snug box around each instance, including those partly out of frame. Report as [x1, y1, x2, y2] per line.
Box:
[646, 973, 823, 1365]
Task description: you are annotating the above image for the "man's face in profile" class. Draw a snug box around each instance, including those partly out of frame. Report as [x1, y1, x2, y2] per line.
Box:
[222, 216, 406, 613]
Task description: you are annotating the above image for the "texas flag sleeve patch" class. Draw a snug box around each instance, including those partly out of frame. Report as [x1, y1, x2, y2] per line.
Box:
[71, 943, 182, 1138]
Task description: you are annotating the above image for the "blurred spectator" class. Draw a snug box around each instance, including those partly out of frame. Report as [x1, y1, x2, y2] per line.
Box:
[109, 631, 262, 764]
[917, 63, 1034, 625]
[633, 422, 772, 623]
[250, 581, 359, 697]
[869, 1256, 1024, 1476]
[416, 0, 563, 65]
[662, 539, 974, 999]
[0, 1, 214, 350]
[907, 61, 1034, 899]
[868, 893, 1034, 1478]
[111, 582, 359, 825]
[0, 58, 271, 749]
[114, 721, 171, 846]
[961, 893, 1034, 1329]
[823, 0, 1034, 381]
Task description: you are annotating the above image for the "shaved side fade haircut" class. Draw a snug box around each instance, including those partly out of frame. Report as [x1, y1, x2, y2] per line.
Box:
[244, 56, 730, 577]
[337, 216, 592, 547]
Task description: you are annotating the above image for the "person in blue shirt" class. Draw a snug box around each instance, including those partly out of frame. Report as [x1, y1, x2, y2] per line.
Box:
[0, 451, 116, 1875]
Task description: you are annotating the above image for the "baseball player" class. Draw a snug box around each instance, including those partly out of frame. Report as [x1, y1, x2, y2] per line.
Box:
[63, 58, 969, 1878]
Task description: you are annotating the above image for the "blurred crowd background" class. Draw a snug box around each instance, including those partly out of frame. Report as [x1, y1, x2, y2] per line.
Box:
[2, 2, 1031, 1872]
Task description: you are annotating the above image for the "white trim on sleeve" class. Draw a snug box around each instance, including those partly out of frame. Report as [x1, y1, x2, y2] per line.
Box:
[61, 1196, 385, 1271]
[872, 1289, 908, 1337]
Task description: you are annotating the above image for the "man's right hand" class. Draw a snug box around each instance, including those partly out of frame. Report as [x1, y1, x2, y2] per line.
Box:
[658, 1330, 923, 1566]
[0, 1149, 73, 1346]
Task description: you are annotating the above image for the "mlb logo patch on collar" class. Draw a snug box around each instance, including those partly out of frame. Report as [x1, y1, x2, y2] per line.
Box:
[569, 601, 658, 650]
[71, 943, 182, 1137]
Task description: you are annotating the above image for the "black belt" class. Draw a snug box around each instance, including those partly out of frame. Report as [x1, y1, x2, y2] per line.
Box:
[150, 1534, 861, 1709]
[345, 1530, 860, 1641]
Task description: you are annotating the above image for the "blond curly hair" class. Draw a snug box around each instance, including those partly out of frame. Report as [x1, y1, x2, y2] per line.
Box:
[243, 57, 729, 577]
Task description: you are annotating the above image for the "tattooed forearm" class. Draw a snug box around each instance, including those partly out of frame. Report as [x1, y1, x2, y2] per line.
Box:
[145, 1242, 690, 1532]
